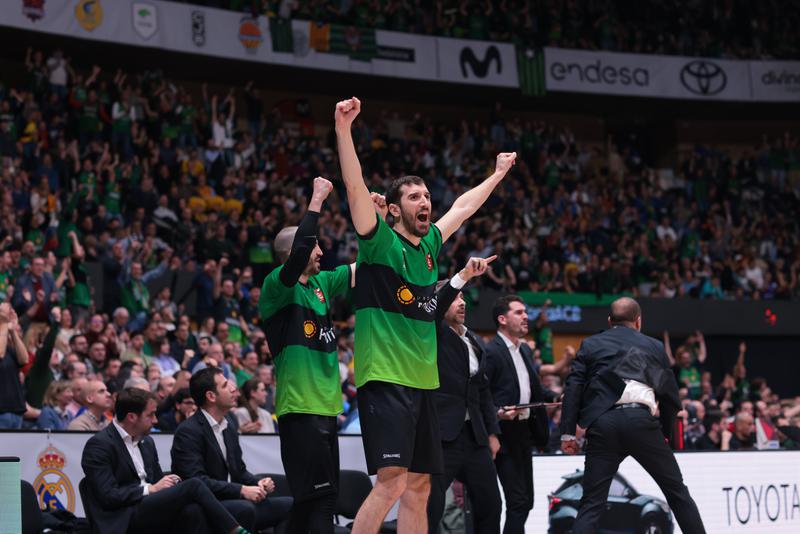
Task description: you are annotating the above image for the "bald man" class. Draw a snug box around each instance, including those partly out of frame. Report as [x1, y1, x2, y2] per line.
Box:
[68, 379, 112, 431]
[560, 297, 705, 534]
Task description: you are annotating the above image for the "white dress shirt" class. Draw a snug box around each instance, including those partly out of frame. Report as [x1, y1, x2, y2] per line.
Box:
[201, 409, 231, 482]
[498, 331, 531, 420]
[112, 419, 150, 496]
[616, 379, 658, 415]
[453, 323, 480, 421]
[447, 273, 480, 420]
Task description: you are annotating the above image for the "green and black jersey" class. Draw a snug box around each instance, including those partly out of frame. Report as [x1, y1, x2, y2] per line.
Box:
[259, 264, 350, 417]
[355, 215, 442, 390]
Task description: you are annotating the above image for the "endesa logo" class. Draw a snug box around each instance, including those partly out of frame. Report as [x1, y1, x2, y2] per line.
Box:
[549, 59, 649, 86]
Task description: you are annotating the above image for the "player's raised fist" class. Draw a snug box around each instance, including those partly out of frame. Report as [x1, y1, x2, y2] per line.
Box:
[312, 176, 334, 200]
[495, 152, 517, 175]
[334, 97, 361, 129]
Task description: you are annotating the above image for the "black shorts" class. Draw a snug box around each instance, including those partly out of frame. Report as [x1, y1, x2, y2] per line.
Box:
[357, 380, 443, 475]
[278, 413, 340, 502]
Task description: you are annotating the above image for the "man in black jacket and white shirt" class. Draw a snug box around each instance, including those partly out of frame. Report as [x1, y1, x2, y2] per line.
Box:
[560, 297, 705, 534]
[485, 295, 550, 534]
[81, 387, 249, 534]
[171, 367, 292, 532]
[427, 255, 502, 534]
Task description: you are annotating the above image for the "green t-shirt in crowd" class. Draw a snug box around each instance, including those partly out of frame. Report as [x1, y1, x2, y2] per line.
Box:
[259, 263, 350, 418]
[534, 324, 554, 364]
[216, 296, 244, 344]
[354, 215, 442, 390]
[677, 365, 701, 400]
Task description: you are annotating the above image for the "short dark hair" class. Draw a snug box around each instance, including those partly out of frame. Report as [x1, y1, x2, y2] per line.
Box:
[386, 175, 425, 207]
[491, 295, 525, 328]
[116, 387, 156, 420]
[190, 367, 223, 408]
[172, 387, 192, 406]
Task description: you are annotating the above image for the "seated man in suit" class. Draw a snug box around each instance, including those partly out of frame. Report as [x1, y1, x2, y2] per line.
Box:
[171, 367, 292, 532]
[485, 295, 550, 534]
[81, 387, 250, 534]
[427, 256, 502, 534]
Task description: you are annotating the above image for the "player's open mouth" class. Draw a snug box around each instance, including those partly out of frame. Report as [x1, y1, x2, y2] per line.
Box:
[417, 213, 429, 222]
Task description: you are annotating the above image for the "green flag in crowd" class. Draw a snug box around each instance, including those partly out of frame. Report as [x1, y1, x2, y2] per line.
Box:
[517, 47, 546, 97]
[270, 17, 294, 53]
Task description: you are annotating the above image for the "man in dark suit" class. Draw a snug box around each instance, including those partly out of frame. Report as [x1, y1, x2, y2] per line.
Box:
[560, 297, 706, 534]
[485, 295, 549, 534]
[81, 387, 249, 534]
[427, 256, 502, 534]
[171, 367, 292, 532]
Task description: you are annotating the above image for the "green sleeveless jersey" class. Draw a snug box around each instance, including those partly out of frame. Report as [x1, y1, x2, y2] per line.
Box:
[355, 215, 442, 389]
[259, 264, 350, 417]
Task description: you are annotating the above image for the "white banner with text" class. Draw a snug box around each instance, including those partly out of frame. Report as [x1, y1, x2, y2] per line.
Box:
[2, 431, 799, 532]
[544, 47, 800, 102]
[3, 0, 516, 88]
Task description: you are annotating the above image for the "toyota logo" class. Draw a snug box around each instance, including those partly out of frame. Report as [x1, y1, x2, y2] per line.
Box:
[680, 60, 727, 96]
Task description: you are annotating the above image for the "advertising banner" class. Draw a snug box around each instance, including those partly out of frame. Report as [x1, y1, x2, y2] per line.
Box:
[544, 47, 754, 101]
[544, 47, 800, 102]
[3, 0, 510, 88]
[749, 60, 800, 102]
[531, 452, 800, 533]
[436, 37, 519, 87]
[0, 431, 368, 518]
[3, 430, 799, 533]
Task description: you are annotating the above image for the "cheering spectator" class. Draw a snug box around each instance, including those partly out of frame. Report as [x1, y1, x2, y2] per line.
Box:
[12, 256, 55, 346]
[0, 304, 30, 428]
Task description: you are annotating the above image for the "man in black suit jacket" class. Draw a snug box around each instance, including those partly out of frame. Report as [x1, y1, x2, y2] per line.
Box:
[81, 387, 248, 534]
[171, 367, 292, 532]
[560, 297, 705, 534]
[427, 256, 502, 534]
[485, 295, 549, 534]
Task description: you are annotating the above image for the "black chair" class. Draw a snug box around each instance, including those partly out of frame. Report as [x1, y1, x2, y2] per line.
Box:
[335, 470, 396, 533]
[21, 480, 43, 534]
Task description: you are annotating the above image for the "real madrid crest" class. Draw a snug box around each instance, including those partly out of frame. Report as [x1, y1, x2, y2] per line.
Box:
[33, 445, 76, 512]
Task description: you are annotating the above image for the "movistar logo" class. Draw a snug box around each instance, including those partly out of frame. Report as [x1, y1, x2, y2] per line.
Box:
[460, 46, 502, 78]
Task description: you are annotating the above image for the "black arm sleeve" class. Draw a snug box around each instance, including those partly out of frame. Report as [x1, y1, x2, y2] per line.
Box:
[279, 210, 320, 287]
[435, 280, 461, 323]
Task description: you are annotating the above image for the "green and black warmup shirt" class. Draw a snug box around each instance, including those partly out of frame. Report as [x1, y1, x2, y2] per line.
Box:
[355, 215, 442, 390]
[259, 211, 350, 417]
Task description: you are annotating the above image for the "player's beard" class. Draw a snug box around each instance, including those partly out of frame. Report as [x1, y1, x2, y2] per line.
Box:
[304, 256, 321, 276]
[400, 208, 430, 238]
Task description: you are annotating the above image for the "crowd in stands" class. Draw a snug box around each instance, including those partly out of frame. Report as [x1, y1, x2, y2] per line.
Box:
[182, 0, 800, 59]
[0, 48, 799, 451]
